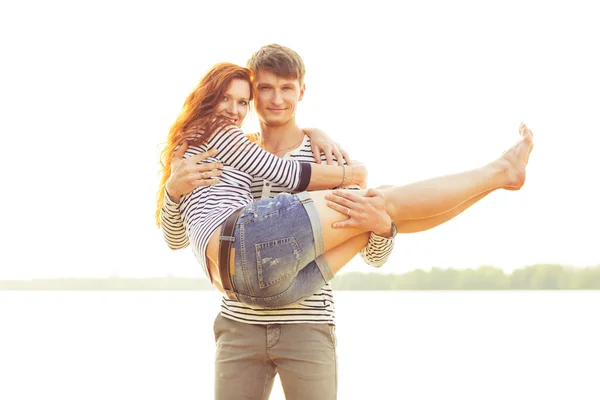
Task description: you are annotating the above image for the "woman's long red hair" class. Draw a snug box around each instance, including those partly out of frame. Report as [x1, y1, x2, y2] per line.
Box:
[155, 62, 254, 226]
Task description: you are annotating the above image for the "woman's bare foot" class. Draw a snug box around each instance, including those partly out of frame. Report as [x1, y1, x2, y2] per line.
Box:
[496, 123, 535, 190]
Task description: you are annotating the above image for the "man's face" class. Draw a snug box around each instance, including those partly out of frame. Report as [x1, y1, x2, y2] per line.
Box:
[214, 78, 251, 127]
[253, 69, 305, 127]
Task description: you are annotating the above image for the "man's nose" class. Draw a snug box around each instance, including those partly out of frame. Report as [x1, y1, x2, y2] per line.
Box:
[272, 89, 283, 104]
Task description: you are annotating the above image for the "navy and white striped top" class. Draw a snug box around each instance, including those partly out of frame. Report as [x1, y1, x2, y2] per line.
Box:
[163, 125, 311, 279]
[161, 133, 395, 324]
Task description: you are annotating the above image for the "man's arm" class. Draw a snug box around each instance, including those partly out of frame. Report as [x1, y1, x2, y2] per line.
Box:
[303, 127, 351, 166]
[325, 188, 397, 268]
[303, 135, 396, 267]
[360, 233, 395, 268]
[164, 141, 222, 203]
[160, 190, 189, 250]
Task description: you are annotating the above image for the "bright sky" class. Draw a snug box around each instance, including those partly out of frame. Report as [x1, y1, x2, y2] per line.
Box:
[1, 0, 598, 279]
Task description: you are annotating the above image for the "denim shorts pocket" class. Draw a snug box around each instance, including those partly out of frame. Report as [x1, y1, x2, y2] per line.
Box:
[256, 237, 302, 289]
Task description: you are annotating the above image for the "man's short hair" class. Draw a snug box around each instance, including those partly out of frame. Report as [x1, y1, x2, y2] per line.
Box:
[247, 43, 306, 85]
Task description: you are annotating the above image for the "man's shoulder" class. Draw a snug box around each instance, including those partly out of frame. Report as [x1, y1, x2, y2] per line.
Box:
[300, 136, 347, 165]
[245, 131, 261, 144]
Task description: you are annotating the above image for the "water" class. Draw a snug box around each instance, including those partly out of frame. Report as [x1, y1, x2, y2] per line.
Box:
[1, 291, 598, 400]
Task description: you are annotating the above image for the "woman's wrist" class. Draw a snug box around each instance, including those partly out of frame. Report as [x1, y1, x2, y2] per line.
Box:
[348, 165, 366, 186]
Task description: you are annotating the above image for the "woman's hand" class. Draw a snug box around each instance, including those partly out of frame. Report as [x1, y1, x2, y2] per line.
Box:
[165, 141, 223, 203]
[303, 127, 351, 166]
[325, 188, 395, 237]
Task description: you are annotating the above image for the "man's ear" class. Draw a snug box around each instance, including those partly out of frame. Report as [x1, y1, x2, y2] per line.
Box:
[299, 84, 306, 101]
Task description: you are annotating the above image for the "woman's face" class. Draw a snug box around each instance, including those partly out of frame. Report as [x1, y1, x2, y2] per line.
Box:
[215, 78, 251, 127]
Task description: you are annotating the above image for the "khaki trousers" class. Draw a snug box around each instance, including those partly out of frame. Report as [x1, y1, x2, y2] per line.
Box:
[213, 314, 337, 400]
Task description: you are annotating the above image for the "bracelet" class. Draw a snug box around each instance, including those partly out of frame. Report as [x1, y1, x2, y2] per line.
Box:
[340, 164, 347, 187]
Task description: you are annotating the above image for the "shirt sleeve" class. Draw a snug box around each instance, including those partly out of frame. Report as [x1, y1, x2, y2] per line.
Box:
[209, 125, 311, 192]
[159, 189, 189, 250]
[360, 232, 395, 268]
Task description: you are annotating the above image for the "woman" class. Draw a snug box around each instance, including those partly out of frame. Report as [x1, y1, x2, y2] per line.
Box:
[156, 62, 534, 308]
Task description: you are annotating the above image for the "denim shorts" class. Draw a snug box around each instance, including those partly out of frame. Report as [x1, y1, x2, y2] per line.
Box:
[229, 192, 334, 308]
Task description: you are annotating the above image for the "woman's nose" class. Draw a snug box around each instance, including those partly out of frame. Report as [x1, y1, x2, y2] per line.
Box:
[228, 102, 237, 114]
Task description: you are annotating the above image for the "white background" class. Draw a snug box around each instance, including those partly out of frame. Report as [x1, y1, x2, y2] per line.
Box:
[1, 0, 598, 278]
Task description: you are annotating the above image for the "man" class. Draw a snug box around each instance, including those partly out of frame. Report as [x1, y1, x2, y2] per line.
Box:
[160, 44, 396, 399]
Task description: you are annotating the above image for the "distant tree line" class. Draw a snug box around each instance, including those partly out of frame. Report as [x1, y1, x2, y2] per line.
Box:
[1, 265, 599, 290]
[0, 277, 215, 291]
[330, 264, 600, 290]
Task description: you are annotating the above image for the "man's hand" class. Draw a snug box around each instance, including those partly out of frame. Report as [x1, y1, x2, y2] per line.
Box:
[165, 141, 223, 203]
[303, 128, 351, 166]
[325, 188, 394, 237]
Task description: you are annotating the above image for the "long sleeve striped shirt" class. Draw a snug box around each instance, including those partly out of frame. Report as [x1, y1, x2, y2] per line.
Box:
[161, 133, 395, 324]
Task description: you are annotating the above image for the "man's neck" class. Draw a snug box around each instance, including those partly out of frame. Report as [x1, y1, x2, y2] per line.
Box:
[259, 120, 305, 154]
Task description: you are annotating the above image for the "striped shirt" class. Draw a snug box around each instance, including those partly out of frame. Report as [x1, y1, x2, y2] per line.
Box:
[161, 125, 311, 279]
[161, 133, 395, 325]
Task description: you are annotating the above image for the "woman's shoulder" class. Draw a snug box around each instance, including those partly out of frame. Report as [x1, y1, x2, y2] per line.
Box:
[208, 124, 247, 143]
[182, 142, 209, 159]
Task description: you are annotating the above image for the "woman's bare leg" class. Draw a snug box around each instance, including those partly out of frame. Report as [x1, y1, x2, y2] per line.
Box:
[308, 124, 534, 257]
[319, 191, 490, 274]
[322, 233, 370, 275]
[315, 193, 489, 279]
[396, 190, 491, 233]
[321, 192, 489, 276]
[310, 193, 491, 279]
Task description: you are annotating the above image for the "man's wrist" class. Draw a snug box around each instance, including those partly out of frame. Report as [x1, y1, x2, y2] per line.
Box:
[373, 220, 397, 238]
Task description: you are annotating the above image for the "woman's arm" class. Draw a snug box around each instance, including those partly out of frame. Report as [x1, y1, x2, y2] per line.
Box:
[208, 125, 366, 192]
[307, 163, 367, 190]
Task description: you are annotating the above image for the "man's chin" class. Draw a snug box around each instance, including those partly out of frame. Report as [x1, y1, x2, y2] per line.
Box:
[262, 118, 289, 127]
